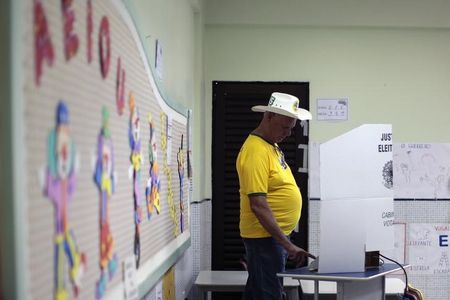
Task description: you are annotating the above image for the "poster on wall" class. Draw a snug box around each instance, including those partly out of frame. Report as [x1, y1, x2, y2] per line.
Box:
[393, 143, 450, 199]
[155, 39, 163, 81]
[381, 222, 407, 267]
[25, 0, 190, 299]
[408, 223, 450, 275]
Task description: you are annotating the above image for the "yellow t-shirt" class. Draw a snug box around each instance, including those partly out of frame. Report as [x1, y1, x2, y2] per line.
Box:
[237, 134, 302, 238]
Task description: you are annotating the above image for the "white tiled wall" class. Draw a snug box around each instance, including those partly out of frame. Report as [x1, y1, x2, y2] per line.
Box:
[189, 199, 212, 299]
[142, 199, 211, 300]
[309, 200, 450, 300]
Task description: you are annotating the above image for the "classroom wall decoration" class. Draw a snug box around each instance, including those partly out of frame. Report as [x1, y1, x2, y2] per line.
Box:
[393, 143, 450, 199]
[26, 0, 190, 299]
[177, 135, 185, 233]
[408, 223, 450, 275]
[93, 107, 118, 299]
[145, 114, 161, 218]
[128, 93, 143, 269]
[43, 101, 87, 300]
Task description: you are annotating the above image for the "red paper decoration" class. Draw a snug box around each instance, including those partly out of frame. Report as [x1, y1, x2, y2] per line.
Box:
[61, 0, 79, 60]
[34, 0, 55, 85]
[86, 0, 93, 63]
[99, 16, 111, 79]
[116, 57, 126, 115]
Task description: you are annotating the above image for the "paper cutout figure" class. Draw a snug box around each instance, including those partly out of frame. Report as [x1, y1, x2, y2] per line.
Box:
[177, 135, 185, 233]
[44, 101, 86, 300]
[61, 0, 79, 60]
[34, 0, 55, 85]
[99, 16, 111, 79]
[187, 150, 193, 179]
[116, 57, 126, 115]
[160, 113, 179, 236]
[86, 0, 93, 63]
[129, 93, 142, 268]
[94, 107, 118, 299]
[145, 114, 161, 219]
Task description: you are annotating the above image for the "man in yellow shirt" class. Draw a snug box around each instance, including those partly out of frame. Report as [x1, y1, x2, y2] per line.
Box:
[236, 92, 315, 300]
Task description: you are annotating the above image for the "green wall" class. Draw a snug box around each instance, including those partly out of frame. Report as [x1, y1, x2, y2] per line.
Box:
[0, 0, 14, 298]
[127, 0, 206, 202]
[205, 25, 450, 143]
[1, 0, 26, 299]
[203, 1, 450, 197]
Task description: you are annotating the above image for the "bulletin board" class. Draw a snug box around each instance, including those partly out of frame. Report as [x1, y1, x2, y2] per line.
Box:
[23, 0, 190, 299]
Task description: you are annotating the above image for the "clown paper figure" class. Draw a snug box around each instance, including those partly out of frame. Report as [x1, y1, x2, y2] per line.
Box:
[44, 101, 86, 300]
[177, 135, 185, 233]
[94, 107, 118, 299]
[128, 93, 142, 268]
[145, 114, 161, 219]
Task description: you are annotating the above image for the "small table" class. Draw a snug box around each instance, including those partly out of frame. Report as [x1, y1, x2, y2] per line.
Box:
[278, 264, 407, 300]
[195, 270, 300, 300]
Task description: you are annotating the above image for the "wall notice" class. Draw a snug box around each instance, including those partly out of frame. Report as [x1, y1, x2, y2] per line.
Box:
[316, 98, 348, 121]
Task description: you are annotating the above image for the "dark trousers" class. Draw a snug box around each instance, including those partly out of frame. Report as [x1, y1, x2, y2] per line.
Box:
[242, 237, 288, 300]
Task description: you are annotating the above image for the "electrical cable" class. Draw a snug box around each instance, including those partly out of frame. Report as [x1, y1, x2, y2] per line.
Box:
[379, 253, 408, 297]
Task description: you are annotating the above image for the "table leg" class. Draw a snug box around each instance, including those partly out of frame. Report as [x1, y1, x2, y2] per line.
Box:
[336, 277, 384, 300]
[286, 286, 299, 300]
[314, 280, 319, 300]
[198, 288, 206, 300]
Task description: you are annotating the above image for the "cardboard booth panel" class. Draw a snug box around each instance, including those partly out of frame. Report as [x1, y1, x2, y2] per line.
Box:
[319, 198, 366, 273]
[320, 124, 393, 200]
[364, 197, 395, 252]
[318, 197, 395, 273]
[318, 125, 394, 273]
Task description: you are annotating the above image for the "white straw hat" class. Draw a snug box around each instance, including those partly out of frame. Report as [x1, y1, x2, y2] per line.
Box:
[251, 92, 312, 120]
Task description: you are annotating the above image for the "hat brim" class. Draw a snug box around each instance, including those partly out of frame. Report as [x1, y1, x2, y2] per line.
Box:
[251, 105, 312, 120]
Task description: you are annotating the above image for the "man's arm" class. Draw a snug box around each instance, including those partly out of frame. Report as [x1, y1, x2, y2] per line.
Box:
[249, 195, 315, 266]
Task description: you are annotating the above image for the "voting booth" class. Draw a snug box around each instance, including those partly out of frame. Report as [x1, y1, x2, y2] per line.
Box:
[278, 124, 400, 300]
[319, 124, 395, 273]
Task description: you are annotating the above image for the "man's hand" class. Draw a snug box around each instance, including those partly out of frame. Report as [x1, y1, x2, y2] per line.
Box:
[287, 244, 316, 267]
[249, 195, 316, 267]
